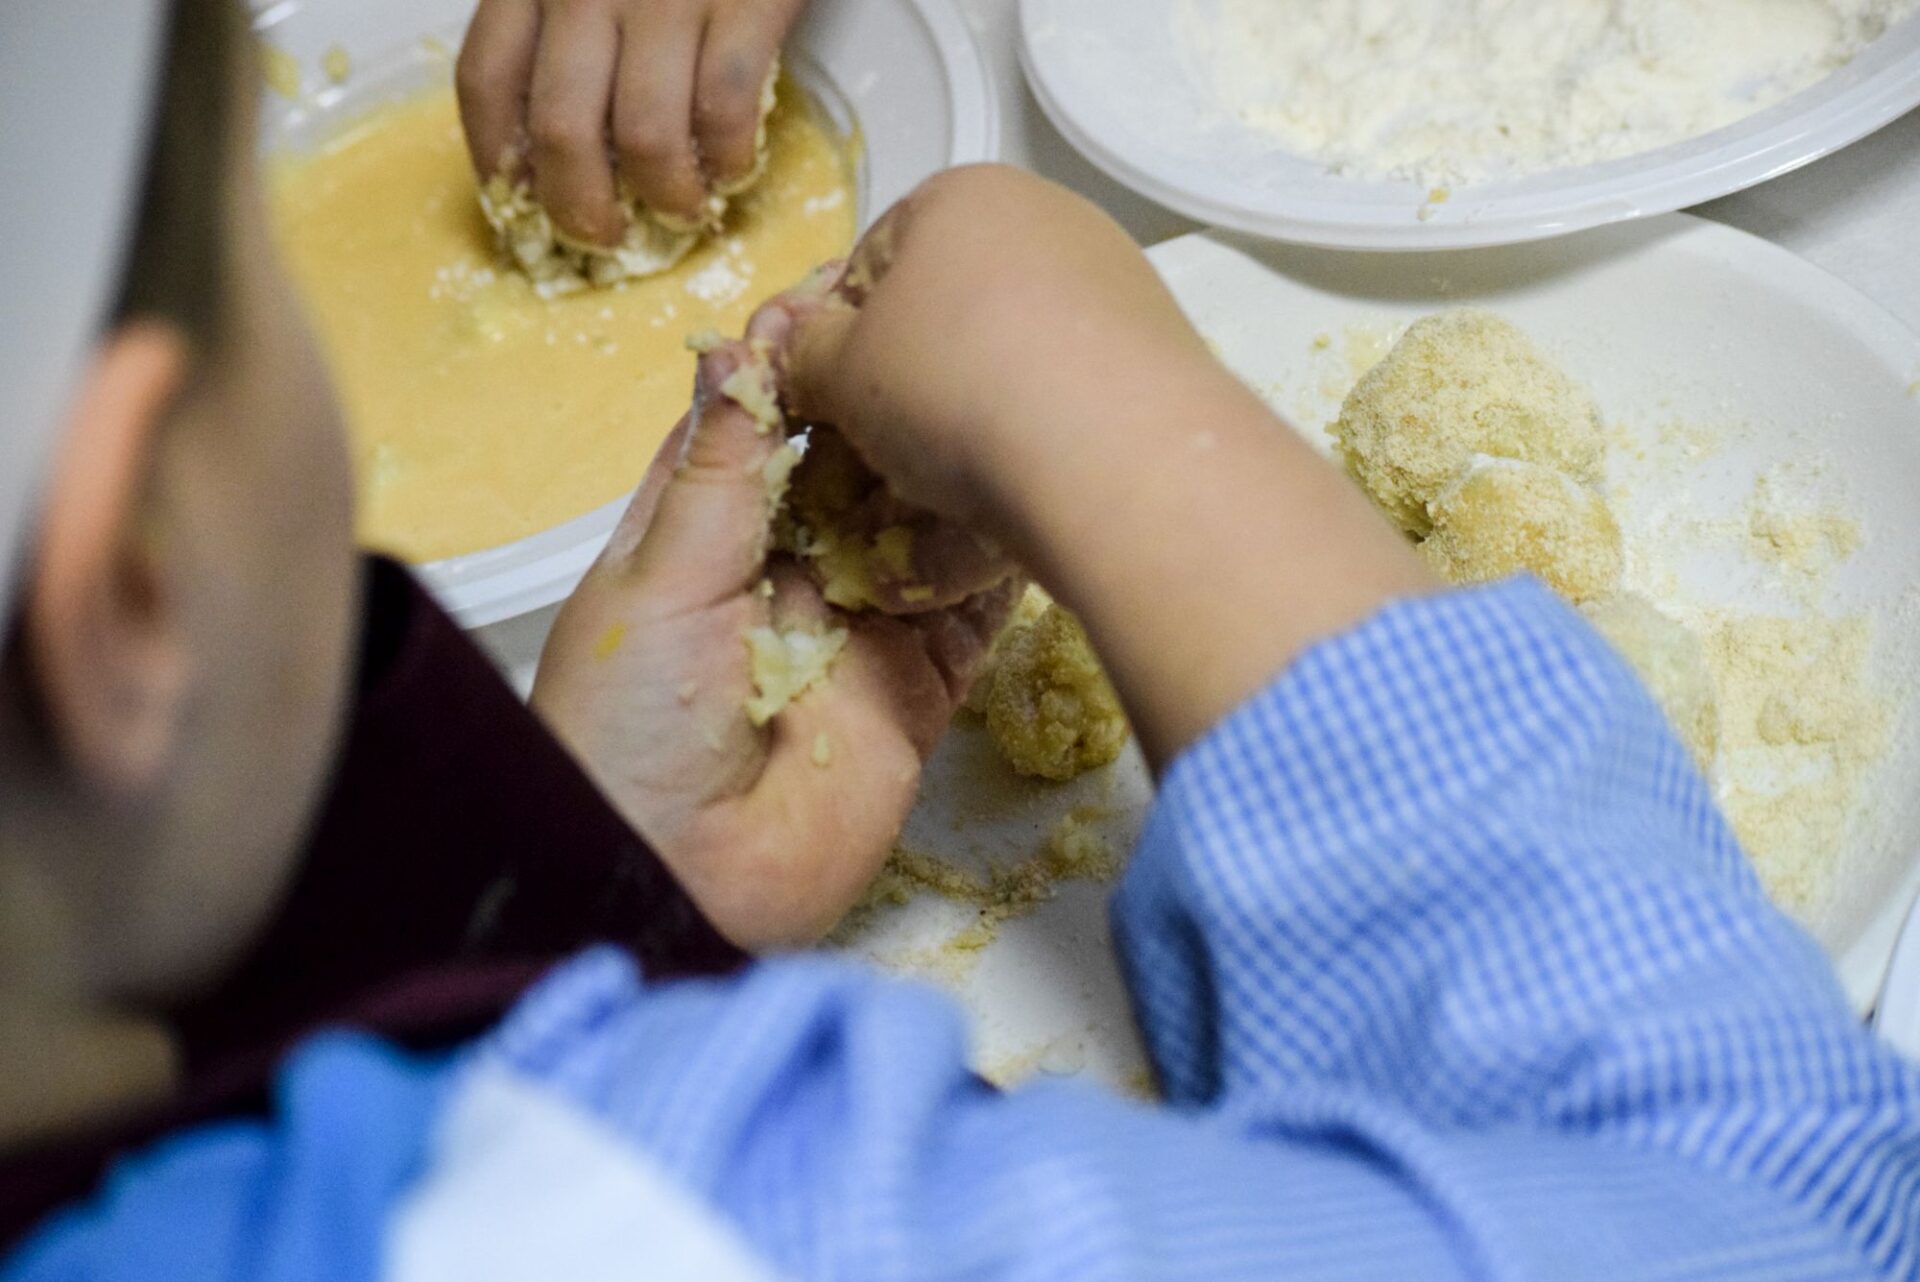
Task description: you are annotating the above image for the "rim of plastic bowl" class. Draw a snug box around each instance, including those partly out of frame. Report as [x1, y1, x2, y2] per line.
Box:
[1018, 0, 1920, 251]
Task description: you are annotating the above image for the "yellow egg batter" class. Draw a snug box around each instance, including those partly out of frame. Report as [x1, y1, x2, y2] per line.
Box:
[271, 84, 856, 562]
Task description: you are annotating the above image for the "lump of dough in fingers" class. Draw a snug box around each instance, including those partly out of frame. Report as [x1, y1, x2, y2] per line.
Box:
[480, 64, 780, 297]
[779, 429, 1014, 615]
[1334, 309, 1605, 534]
[1418, 458, 1623, 602]
[1581, 593, 1720, 769]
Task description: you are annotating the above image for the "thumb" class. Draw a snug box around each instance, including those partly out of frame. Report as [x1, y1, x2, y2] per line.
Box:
[600, 342, 787, 618]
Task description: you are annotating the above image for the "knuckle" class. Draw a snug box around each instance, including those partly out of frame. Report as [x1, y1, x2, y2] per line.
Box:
[529, 108, 595, 156]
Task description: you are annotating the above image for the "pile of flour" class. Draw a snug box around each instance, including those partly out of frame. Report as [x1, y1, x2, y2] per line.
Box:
[1177, 0, 1917, 184]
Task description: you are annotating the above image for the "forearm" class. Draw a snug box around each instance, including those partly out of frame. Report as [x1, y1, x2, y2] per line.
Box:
[983, 346, 1433, 769]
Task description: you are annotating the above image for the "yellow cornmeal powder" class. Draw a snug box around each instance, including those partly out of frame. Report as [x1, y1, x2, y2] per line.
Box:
[1703, 612, 1885, 915]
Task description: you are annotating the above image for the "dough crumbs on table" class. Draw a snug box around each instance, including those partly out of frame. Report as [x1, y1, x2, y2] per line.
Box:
[743, 624, 847, 726]
[1704, 613, 1886, 914]
[1747, 471, 1862, 577]
[833, 809, 1120, 959]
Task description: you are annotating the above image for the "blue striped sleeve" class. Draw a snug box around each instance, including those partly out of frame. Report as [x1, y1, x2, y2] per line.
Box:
[1115, 577, 1920, 1276]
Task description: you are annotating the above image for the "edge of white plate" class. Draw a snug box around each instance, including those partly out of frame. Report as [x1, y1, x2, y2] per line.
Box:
[1021, 0, 1920, 251]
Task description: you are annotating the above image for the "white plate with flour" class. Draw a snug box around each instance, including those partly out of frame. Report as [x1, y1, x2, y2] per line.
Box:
[256, 0, 997, 627]
[1020, 0, 1920, 250]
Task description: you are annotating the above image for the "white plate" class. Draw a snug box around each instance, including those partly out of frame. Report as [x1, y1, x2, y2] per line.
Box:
[854, 216, 1920, 1091]
[1877, 894, 1920, 1057]
[1019, 0, 1920, 250]
[256, 0, 997, 627]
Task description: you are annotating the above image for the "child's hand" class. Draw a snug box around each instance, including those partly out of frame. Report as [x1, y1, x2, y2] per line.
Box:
[532, 322, 1011, 950]
[781, 166, 1435, 769]
[457, 0, 806, 243]
[779, 164, 1214, 530]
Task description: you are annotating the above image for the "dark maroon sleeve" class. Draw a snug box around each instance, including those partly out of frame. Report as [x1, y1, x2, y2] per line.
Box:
[167, 556, 745, 1067]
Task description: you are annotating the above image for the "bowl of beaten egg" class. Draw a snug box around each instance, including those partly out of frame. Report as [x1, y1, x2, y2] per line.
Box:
[256, 0, 997, 626]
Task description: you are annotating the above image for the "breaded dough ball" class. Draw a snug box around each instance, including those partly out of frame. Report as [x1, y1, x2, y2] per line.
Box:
[964, 584, 1055, 715]
[1333, 309, 1605, 534]
[985, 605, 1128, 782]
[1582, 593, 1719, 769]
[1419, 459, 1623, 602]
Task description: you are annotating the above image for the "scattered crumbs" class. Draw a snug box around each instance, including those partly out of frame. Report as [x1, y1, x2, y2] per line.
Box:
[1703, 612, 1887, 915]
[1656, 418, 1725, 461]
[684, 327, 726, 353]
[811, 731, 834, 768]
[684, 255, 750, 305]
[321, 44, 351, 85]
[834, 809, 1122, 953]
[1311, 332, 1332, 351]
[262, 45, 301, 100]
[1746, 471, 1861, 578]
[1427, 186, 1452, 205]
[1342, 323, 1393, 383]
[593, 621, 627, 661]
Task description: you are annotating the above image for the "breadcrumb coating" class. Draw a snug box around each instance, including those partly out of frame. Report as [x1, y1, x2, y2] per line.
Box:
[985, 605, 1129, 782]
[1333, 309, 1605, 534]
[1419, 458, 1623, 602]
[1582, 593, 1720, 769]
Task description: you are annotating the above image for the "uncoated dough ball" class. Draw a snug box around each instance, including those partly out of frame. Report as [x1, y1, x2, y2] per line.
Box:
[1419, 459, 1624, 602]
[1332, 309, 1606, 535]
[985, 605, 1129, 782]
[1582, 593, 1720, 769]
